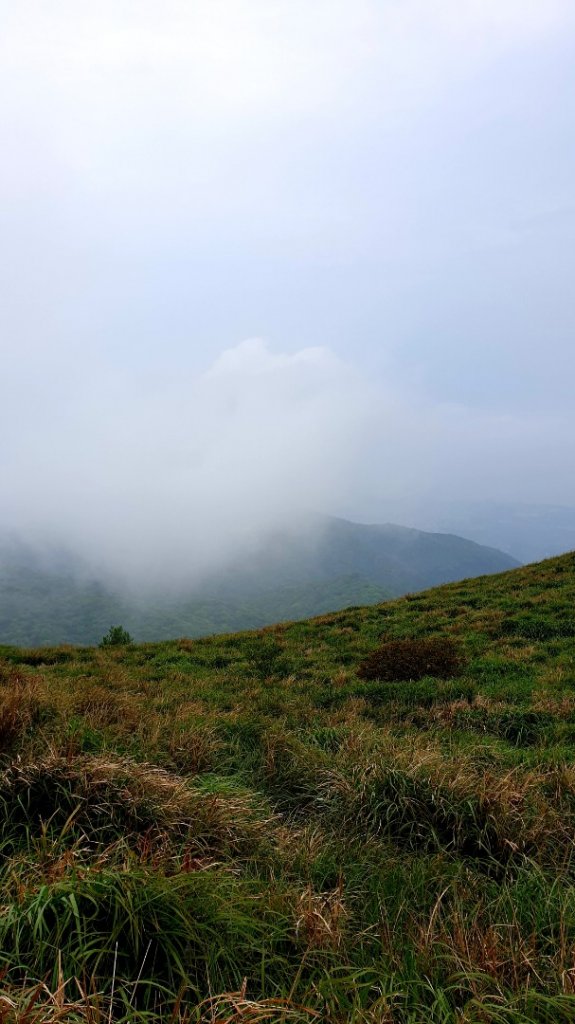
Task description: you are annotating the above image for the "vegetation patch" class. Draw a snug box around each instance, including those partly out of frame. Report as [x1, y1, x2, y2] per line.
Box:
[357, 636, 464, 682]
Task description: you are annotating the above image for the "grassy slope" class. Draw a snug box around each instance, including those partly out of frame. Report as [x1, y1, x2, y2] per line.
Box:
[0, 553, 574, 1022]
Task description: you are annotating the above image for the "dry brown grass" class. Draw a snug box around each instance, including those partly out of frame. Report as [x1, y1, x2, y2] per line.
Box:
[295, 880, 346, 950]
[72, 684, 143, 730]
[198, 983, 320, 1023]
[0, 981, 323, 1024]
[317, 743, 575, 866]
[415, 899, 575, 996]
[0, 753, 281, 859]
[330, 669, 349, 688]
[0, 982, 94, 1024]
[0, 673, 43, 752]
[531, 693, 575, 717]
[163, 724, 222, 774]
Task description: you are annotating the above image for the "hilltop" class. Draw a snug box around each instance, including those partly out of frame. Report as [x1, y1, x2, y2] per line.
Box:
[0, 516, 517, 644]
[0, 553, 574, 1022]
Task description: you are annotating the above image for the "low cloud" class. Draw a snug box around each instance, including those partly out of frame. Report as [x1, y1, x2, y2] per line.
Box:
[0, 1, 573, 583]
[2, 334, 574, 589]
[1, 339, 372, 588]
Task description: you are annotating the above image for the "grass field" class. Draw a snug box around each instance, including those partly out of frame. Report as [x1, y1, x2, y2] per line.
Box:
[0, 553, 574, 1022]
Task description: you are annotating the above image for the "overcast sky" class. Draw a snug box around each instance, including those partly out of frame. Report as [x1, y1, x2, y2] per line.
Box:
[1, 1, 574, 577]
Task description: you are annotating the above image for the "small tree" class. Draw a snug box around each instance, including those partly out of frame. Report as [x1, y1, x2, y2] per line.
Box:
[99, 625, 133, 648]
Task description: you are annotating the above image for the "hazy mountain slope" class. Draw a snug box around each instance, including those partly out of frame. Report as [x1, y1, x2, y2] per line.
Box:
[372, 499, 575, 563]
[428, 501, 575, 563]
[309, 517, 519, 592]
[197, 517, 518, 598]
[0, 557, 130, 647]
[0, 517, 518, 645]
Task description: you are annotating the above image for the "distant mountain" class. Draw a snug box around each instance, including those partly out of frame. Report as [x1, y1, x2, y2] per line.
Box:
[0, 518, 518, 645]
[295, 517, 519, 593]
[364, 500, 575, 564]
[424, 503, 575, 564]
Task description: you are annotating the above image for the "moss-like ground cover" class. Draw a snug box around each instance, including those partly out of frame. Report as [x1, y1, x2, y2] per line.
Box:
[0, 553, 574, 1022]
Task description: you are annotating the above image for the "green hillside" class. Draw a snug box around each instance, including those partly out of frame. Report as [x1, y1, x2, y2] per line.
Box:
[0, 553, 574, 1022]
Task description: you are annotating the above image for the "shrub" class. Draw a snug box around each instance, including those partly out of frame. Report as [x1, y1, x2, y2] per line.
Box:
[99, 625, 133, 647]
[357, 637, 464, 682]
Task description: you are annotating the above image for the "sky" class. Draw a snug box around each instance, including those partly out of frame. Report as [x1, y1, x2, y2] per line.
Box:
[1, 0, 574, 579]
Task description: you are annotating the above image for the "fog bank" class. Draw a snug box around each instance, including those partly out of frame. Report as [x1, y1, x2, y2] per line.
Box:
[3, 335, 574, 592]
[1, 1, 574, 582]
[1, 339, 373, 589]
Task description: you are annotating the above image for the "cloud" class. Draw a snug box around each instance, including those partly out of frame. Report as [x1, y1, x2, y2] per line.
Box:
[2, 330, 574, 589]
[1, 0, 571, 168]
[206, 338, 340, 378]
[0, 339, 372, 587]
[345, 395, 575, 517]
[0, 0, 573, 573]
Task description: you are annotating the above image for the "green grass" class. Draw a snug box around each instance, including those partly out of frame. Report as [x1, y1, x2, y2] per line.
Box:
[0, 553, 574, 1021]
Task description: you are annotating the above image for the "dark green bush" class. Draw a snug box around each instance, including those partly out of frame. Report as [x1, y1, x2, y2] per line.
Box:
[357, 637, 464, 682]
